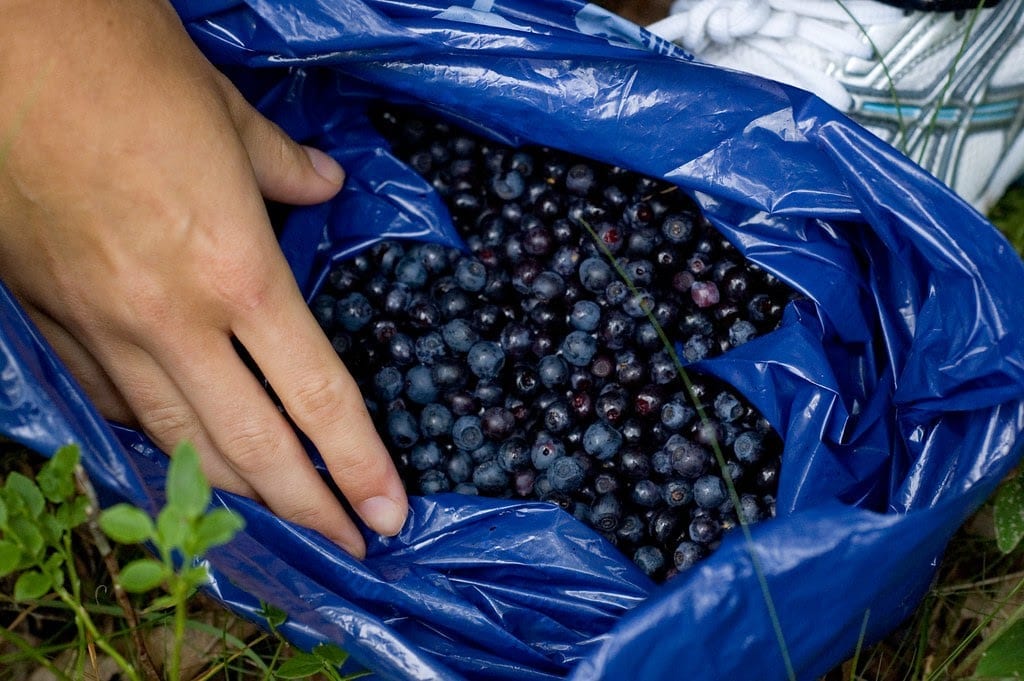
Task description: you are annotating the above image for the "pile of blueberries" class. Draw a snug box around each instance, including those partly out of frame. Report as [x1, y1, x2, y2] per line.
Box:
[310, 107, 799, 581]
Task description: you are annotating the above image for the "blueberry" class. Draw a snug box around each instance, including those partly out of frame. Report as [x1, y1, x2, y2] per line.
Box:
[579, 257, 613, 293]
[419, 402, 454, 439]
[530, 432, 565, 470]
[467, 341, 505, 380]
[672, 541, 704, 570]
[630, 479, 660, 508]
[404, 364, 438, 404]
[389, 333, 416, 365]
[668, 437, 710, 479]
[410, 442, 443, 471]
[604, 280, 629, 306]
[559, 330, 597, 367]
[446, 450, 473, 483]
[691, 280, 720, 308]
[589, 493, 622, 532]
[335, 292, 374, 332]
[430, 357, 467, 389]
[548, 456, 585, 493]
[531, 271, 566, 302]
[414, 332, 447, 365]
[688, 515, 721, 545]
[583, 421, 623, 460]
[661, 400, 694, 430]
[713, 391, 745, 423]
[733, 431, 765, 464]
[491, 169, 525, 201]
[662, 479, 693, 507]
[728, 319, 758, 347]
[395, 254, 429, 289]
[569, 300, 601, 332]
[386, 409, 419, 449]
[373, 366, 404, 401]
[633, 545, 666, 578]
[418, 469, 450, 495]
[472, 460, 508, 494]
[499, 322, 533, 358]
[542, 400, 573, 434]
[538, 354, 569, 389]
[481, 406, 516, 440]
[565, 163, 596, 196]
[693, 475, 727, 509]
[452, 415, 485, 451]
[622, 289, 656, 318]
[649, 508, 681, 545]
[497, 437, 531, 473]
[454, 256, 487, 292]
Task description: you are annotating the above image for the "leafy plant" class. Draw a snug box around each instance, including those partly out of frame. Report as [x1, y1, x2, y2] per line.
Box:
[99, 441, 245, 681]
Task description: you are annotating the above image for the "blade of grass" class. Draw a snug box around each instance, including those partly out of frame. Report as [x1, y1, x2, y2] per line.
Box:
[579, 217, 796, 681]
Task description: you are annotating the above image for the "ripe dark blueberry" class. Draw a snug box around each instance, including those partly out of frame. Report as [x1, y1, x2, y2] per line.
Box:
[579, 257, 614, 293]
[414, 332, 447, 365]
[446, 390, 479, 417]
[616, 514, 645, 546]
[330, 333, 352, 355]
[528, 301, 563, 329]
[620, 418, 644, 443]
[542, 400, 573, 434]
[596, 384, 629, 425]
[630, 479, 660, 508]
[604, 280, 629, 307]
[530, 432, 565, 470]
[714, 391, 745, 423]
[474, 382, 505, 409]
[615, 350, 646, 386]
[404, 365, 439, 404]
[538, 355, 570, 389]
[512, 364, 541, 398]
[649, 508, 681, 545]
[395, 255, 429, 288]
[407, 297, 442, 329]
[491, 169, 525, 201]
[452, 415, 485, 451]
[688, 515, 722, 545]
[661, 400, 695, 430]
[756, 459, 779, 491]
[693, 475, 728, 509]
[648, 351, 678, 386]
[691, 419, 725, 449]
[499, 322, 533, 358]
[373, 366, 404, 401]
[651, 449, 673, 477]
[728, 319, 758, 347]
[589, 493, 623, 532]
[565, 163, 596, 196]
[383, 284, 412, 315]
[454, 257, 487, 292]
[561, 330, 598, 367]
[312, 294, 334, 328]
[336, 293, 374, 332]
[497, 437, 531, 473]
[473, 460, 509, 494]
[623, 290, 656, 318]
[661, 213, 694, 243]
[626, 228, 659, 256]
[738, 494, 764, 524]
[386, 409, 419, 449]
[633, 545, 666, 578]
[619, 446, 652, 480]
[467, 341, 505, 380]
[589, 353, 615, 380]
[673, 541, 705, 571]
[446, 450, 473, 484]
[418, 469, 451, 495]
[583, 421, 623, 460]
[663, 479, 693, 507]
[598, 310, 634, 350]
[568, 390, 594, 421]
[690, 280, 720, 308]
[668, 437, 710, 479]
[410, 442, 444, 471]
[733, 430, 765, 464]
[430, 357, 466, 389]
[569, 300, 602, 332]
[513, 469, 537, 497]
[419, 402, 454, 439]
[531, 271, 566, 302]
[481, 406, 517, 440]
[548, 456, 585, 493]
[634, 322, 662, 351]
[634, 385, 663, 420]
[682, 335, 713, 363]
[511, 260, 543, 294]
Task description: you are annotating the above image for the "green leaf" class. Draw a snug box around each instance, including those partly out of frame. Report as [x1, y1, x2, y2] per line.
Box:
[178, 564, 210, 590]
[6, 472, 45, 519]
[156, 504, 189, 552]
[274, 654, 326, 678]
[994, 476, 1024, 554]
[119, 558, 167, 593]
[9, 516, 44, 559]
[166, 442, 210, 520]
[37, 514, 63, 546]
[259, 602, 287, 629]
[0, 494, 8, 526]
[37, 445, 79, 503]
[974, 617, 1024, 678]
[14, 569, 52, 601]
[313, 643, 348, 668]
[99, 504, 155, 545]
[55, 496, 89, 531]
[143, 593, 178, 613]
[0, 540, 22, 576]
[189, 509, 244, 554]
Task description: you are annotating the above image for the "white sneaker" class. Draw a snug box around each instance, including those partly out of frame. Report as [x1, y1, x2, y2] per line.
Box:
[647, 0, 1024, 215]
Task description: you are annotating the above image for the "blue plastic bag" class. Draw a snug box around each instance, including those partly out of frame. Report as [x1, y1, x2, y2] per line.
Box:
[4, 1, 1024, 679]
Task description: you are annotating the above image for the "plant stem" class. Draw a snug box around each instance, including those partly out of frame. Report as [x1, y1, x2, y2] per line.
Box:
[170, 580, 189, 681]
[0, 625, 71, 680]
[54, 585, 142, 681]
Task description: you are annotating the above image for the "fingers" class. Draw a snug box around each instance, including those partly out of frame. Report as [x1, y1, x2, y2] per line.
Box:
[21, 302, 134, 424]
[231, 274, 409, 540]
[154, 328, 370, 557]
[84, 337, 259, 502]
[221, 82, 345, 206]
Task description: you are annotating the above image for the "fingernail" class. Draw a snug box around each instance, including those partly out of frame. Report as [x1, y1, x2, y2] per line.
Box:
[357, 496, 408, 537]
[303, 146, 345, 186]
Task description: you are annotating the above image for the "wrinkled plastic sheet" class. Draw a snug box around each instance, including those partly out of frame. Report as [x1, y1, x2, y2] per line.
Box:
[3, 1, 1024, 679]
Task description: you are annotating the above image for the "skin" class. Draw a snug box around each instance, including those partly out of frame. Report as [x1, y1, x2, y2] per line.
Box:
[0, 0, 408, 557]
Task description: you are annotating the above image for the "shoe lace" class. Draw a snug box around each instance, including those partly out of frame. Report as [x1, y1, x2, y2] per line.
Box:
[648, 0, 908, 109]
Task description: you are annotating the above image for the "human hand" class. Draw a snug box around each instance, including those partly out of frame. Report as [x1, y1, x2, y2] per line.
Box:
[0, 0, 407, 557]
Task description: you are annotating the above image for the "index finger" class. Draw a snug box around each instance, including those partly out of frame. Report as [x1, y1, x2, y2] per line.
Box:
[234, 264, 409, 539]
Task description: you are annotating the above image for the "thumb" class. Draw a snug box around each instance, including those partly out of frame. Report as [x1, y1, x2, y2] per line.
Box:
[226, 87, 345, 205]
